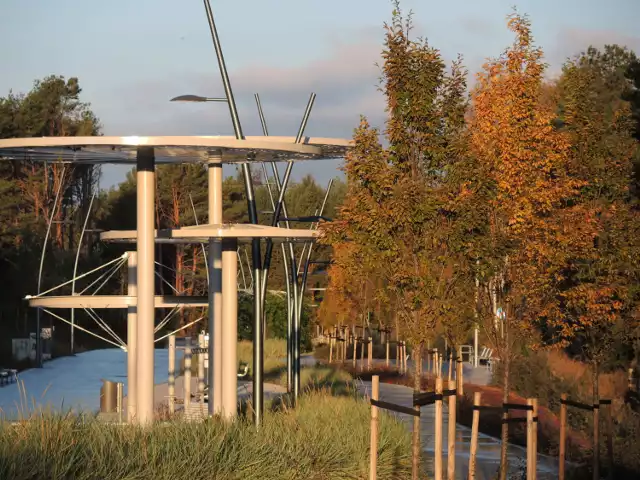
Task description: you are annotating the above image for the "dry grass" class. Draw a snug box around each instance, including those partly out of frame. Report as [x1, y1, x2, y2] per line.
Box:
[0, 390, 411, 480]
[546, 350, 628, 403]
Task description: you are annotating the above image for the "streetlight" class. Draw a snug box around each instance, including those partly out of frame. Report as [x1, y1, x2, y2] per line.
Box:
[170, 94, 228, 103]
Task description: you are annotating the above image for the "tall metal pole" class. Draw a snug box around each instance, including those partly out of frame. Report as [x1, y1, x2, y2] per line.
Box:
[208, 151, 223, 416]
[255, 93, 294, 391]
[255, 92, 317, 398]
[126, 251, 138, 422]
[36, 165, 66, 368]
[242, 164, 263, 424]
[203, 0, 266, 424]
[203, 0, 243, 140]
[71, 192, 95, 355]
[298, 179, 333, 316]
[135, 146, 156, 425]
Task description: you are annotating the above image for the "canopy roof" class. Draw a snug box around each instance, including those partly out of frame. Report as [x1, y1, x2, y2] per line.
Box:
[26, 295, 208, 309]
[0, 135, 351, 165]
[100, 223, 320, 244]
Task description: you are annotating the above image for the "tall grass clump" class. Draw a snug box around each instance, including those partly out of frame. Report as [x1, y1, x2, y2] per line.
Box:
[0, 392, 410, 479]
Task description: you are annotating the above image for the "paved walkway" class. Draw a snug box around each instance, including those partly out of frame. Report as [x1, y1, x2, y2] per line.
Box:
[357, 381, 558, 480]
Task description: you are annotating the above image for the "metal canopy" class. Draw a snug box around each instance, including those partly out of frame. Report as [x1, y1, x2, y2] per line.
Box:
[100, 223, 321, 244]
[26, 295, 208, 309]
[0, 135, 351, 164]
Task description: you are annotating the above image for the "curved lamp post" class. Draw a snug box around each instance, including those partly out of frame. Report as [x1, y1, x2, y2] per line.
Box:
[170, 95, 228, 103]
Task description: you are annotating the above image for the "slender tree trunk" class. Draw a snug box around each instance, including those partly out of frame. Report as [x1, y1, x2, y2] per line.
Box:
[412, 340, 424, 480]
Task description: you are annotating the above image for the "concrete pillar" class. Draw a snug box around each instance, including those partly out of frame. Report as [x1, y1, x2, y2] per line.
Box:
[126, 251, 138, 423]
[135, 146, 155, 425]
[168, 335, 176, 415]
[221, 238, 238, 419]
[208, 152, 223, 416]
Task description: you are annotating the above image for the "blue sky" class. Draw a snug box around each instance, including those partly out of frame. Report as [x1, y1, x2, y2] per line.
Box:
[1, 0, 638, 189]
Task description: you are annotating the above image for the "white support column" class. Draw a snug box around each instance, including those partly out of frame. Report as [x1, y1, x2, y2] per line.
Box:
[198, 332, 205, 407]
[474, 327, 479, 368]
[168, 334, 176, 415]
[221, 238, 238, 419]
[135, 147, 155, 425]
[185, 337, 192, 409]
[208, 152, 223, 416]
[126, 251, 138, 423]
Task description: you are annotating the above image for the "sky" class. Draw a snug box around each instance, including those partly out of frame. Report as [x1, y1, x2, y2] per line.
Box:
[1, 0, 638, 189]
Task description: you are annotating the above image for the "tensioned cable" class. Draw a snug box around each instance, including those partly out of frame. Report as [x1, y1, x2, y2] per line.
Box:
[90, 257, 128, 295]
[154, 270, 183, 295]
[32, 254, 128, 298]
[42, 309, 125, 350]
[154, 305, 184, 334]
[189, 193, 209, 284]
[84, 308, 127, 348]
[87, 307, 126, 347]
[154, 315, 206, 343]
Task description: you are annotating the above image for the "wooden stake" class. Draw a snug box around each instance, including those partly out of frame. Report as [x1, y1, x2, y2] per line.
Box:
[448, 352, 453, 382]
[457, 347, 464, 397]
[435, 377, 443, 480]
[368, 336, 373, 370]
[605, 401, 614, 480]
[353, 336, 358, 370]
[469, 392, 481, 480]
[386, 339, 390, 367]
[594, 403, 600, 480]
[433, 350, 438, 376]
[447, 379, 457, 480]
[532, 398, 538, 478]
[527, 398, 534, 480]
[559, 394, 567, 480]
[370, 375, 379, 480]
[329, 333, 334, 363]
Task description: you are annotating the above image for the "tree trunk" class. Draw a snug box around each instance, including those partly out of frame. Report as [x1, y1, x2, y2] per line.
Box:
[176, 246, 185, 326]
[412, 340, 424, 480]
[499, 351, 510, 480]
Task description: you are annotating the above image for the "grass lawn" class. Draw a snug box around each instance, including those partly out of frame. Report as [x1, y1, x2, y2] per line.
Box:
[0, 368, 411, 480]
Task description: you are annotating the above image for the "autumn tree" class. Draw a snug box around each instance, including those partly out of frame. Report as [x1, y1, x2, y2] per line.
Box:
[556, 45, 640, 417]
[322, 6, 471, 476]
[466, 13, 587, 478]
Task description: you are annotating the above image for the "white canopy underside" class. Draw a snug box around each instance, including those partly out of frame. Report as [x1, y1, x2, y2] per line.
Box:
[100, 223, 320, 244]
[0, 135, 351, 164]
[27, 295, 208, 309]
